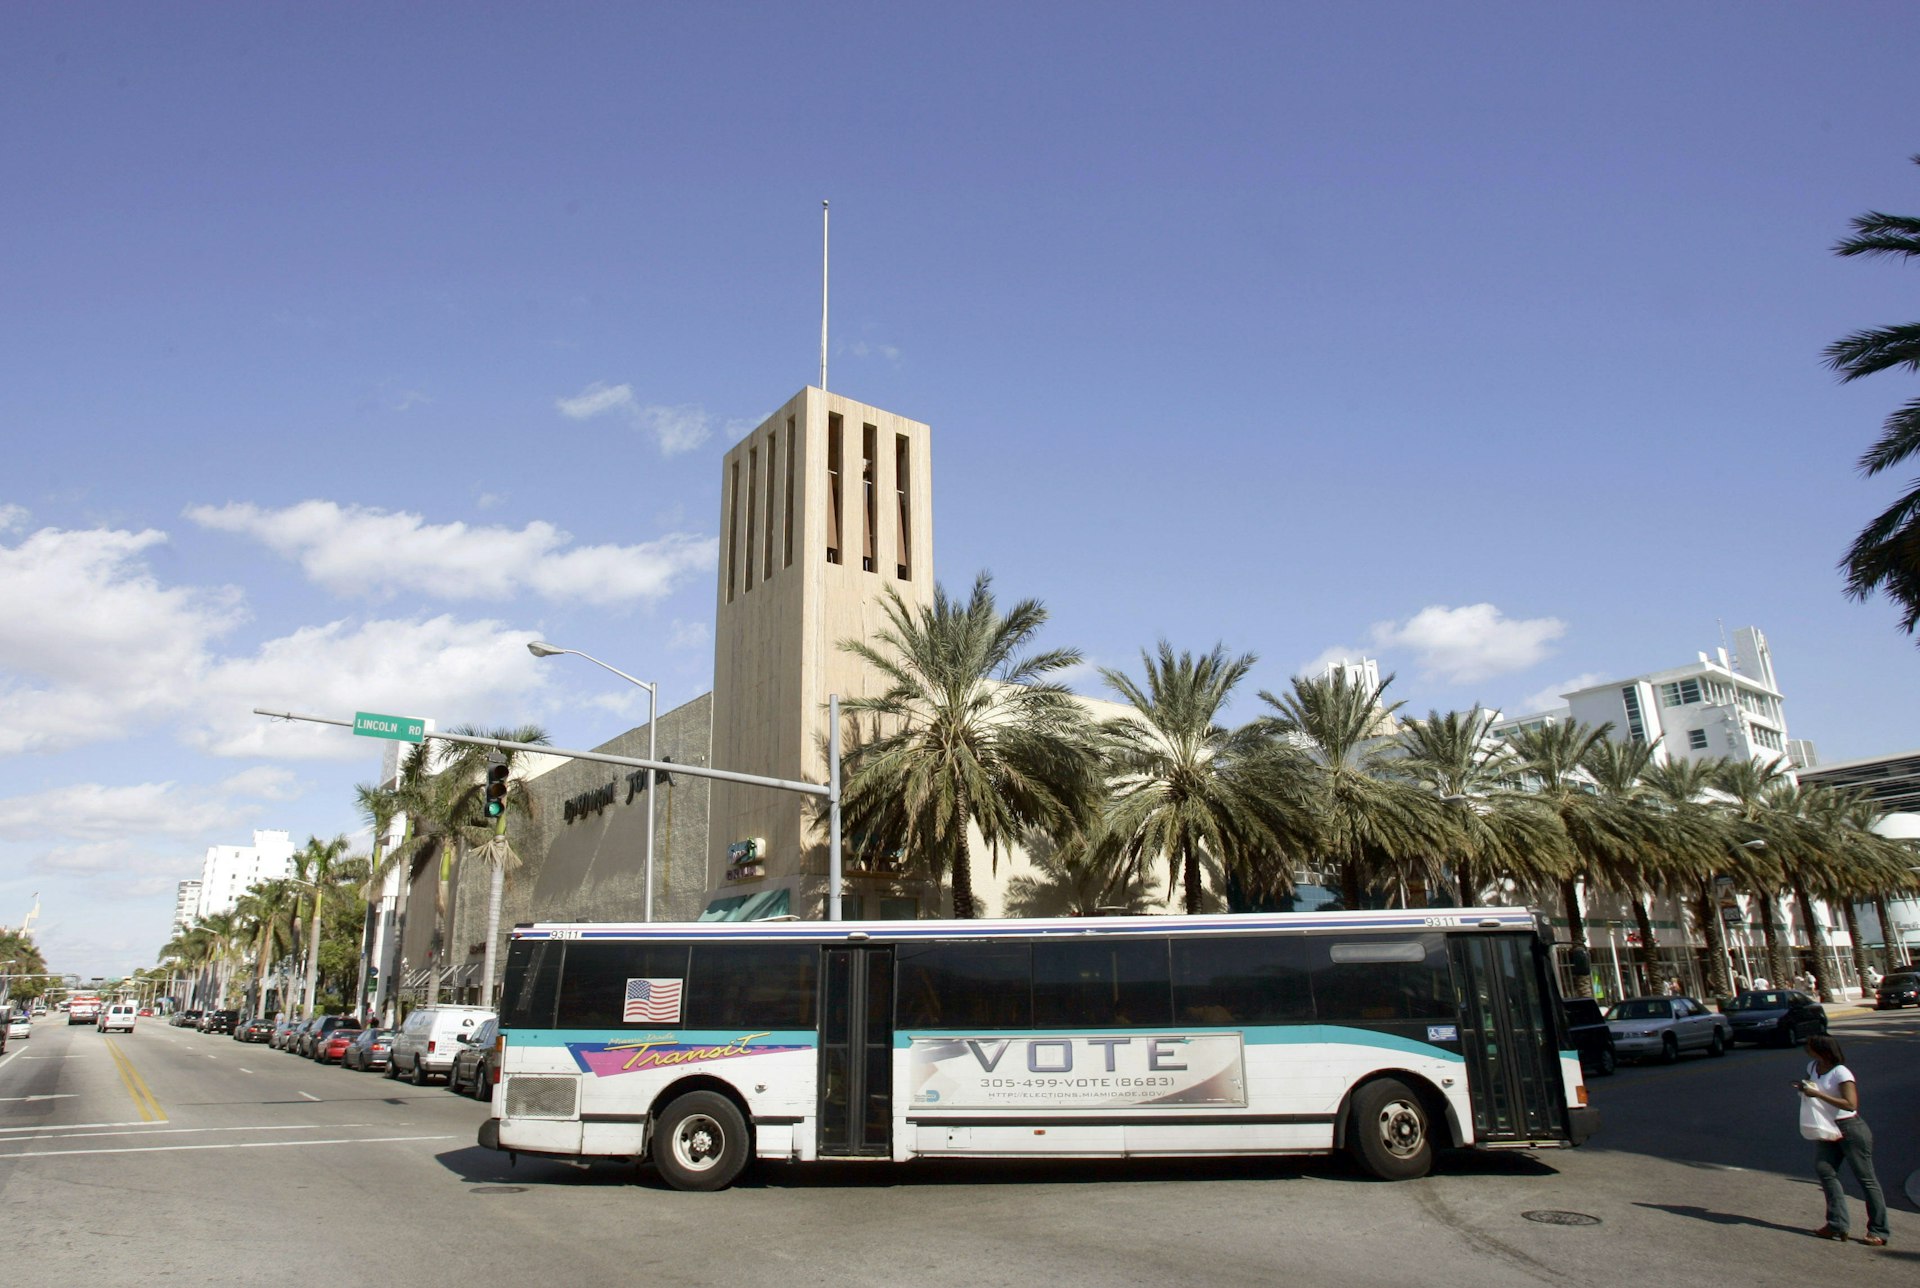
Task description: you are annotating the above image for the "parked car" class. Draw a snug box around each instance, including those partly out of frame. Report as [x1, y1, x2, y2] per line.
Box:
[448, 1018, 499, 1099]
[1722, 990, 1827, 1046]
[342, 1028, 396, 1072]
[314, 1027, 363, 1064]
[97, 1003, 138, 1034]
[137, 1007, 154, 1017]
[269, 1018, 302, 1050]
[1561, 997, 1616, 1076]
[388, 1006, 494, 1086]
[172, 1010, 202, 1029]
[297, 1016, 360, 1057]
[202, 1009, 240, 1035]
[237, 1015, 277, 1043]
[1605, 995, 1730, 1063]
[1874, 972, 1920, 1009]
[5, 1012, 30, 1041]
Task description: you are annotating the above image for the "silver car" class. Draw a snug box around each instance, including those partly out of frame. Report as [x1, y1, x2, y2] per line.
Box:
[1605, 996, 1731, 1063]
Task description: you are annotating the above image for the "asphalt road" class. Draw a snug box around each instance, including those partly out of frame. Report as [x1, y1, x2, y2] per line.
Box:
[2, 1008, 1915, 1287]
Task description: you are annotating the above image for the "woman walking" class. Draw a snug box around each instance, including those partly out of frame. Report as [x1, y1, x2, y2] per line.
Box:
[1797, 1034, 1891, 1246]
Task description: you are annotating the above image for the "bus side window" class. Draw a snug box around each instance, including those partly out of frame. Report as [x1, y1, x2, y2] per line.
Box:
[501, 939, 563, 1029]
[685, 943, 818, 1030]
[555, 942, 691, 1028]
[1315, 937, 1454, 1023]
[896, 943, 1031, 1030]
[1171, 937, 1313, 1025]
[1032, 939, 1171, 1028]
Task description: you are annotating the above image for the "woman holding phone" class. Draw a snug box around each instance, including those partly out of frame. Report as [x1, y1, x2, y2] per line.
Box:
[1797, 1034, 1890, 1246]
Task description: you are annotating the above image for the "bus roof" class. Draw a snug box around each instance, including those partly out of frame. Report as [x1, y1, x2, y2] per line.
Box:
[509, 907, 1542, 942]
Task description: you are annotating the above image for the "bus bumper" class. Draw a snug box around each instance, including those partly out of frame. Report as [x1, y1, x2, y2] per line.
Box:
[1566, 1105, 1599, 1146]
[477, 1118, 501, 1151]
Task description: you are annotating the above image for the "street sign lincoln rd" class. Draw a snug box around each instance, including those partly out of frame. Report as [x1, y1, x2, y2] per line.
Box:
[352, 711, 425, 743]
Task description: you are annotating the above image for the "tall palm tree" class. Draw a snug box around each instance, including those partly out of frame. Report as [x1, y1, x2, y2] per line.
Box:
[1506, 721, 1646, 998]
[1715, 758, 1844, 1001]
[1392, 708, 1568, 907]
[437, 724, 547, 1009]
[838, 573, 1100, 918]
[1098, 642, 1306, 914]
[233, 878, 301, 1016]
[352, 782, 401, 1018]
[364, 741, 446, 1008]
[294, 835, 351, 1018]
[1828, 155, 1920, 637]
[1259, 670, 1447, 911]
[1000, 826, 1160, 918]
[1579, 738, 1673, 995]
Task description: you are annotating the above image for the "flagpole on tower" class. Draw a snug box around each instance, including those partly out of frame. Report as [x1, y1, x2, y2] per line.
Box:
[820, 199, 830, 393]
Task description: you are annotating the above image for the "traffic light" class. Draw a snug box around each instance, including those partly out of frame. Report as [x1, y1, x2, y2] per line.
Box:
[484, 754, 509, 820]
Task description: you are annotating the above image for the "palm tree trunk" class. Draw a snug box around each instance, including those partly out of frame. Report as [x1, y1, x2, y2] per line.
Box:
[949, 793, 976, 919]
[1632, 895, 1660, 997]
[302, 889, 325, 1018]
[1559, 877, 1592, 999]
[480, 857, 505, 1010]
[1872, 895, 1906, 969]
[1181, 840, 1203, 916]
[1842, 902, 1873, 1002]
[1790, 880, 1837, 1003]
[1693, 881, 1731, 999]
[1757, 892, 1788, 986]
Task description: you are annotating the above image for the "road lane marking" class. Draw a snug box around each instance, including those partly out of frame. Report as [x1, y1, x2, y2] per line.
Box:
[102, 1037, 167, 1123]
[0, 1051, 21, 1074]
[0, 1120, 150, 1134]
[238, 1068, 254, 1074]
[3, 1133, 457, 1159]
[0, 1122, 386, 1146]
[299, 1092, 320, 1101]
[0, 1094, 76, 1102]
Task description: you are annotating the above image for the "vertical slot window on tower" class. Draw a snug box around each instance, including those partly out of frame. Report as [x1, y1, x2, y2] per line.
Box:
[894, 434, 911, 579]
[764, 431, 777, 583]
[726, 460, 740, 603]
[826, 414, 844, 565]
[783, 416, 796, 568]
[744, 447, 759, 592]
[861, 424, 877, 573]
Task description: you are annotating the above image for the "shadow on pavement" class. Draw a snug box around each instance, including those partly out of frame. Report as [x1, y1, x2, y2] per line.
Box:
[1634, 1201, 1819, 1237]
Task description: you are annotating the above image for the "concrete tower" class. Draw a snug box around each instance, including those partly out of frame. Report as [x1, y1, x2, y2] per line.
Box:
[708, 387, 934, 917]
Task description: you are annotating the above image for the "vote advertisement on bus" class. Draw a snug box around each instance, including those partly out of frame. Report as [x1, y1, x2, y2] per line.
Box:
[908, 1033, 1247, 1109]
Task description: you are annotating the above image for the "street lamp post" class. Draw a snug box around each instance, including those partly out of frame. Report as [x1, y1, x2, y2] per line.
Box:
[530, 642, 659, 922]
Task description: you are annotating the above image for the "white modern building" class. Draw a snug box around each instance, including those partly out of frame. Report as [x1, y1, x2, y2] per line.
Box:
[1533, 626, 1793, 767]
[196, 830, 296, 919]
[172, 880, 202, 934]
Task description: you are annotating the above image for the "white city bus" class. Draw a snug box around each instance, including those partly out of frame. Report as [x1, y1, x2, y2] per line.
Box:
[478, 908, 1596, 1190]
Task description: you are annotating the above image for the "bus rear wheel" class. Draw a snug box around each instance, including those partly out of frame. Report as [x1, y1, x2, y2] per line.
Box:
[1347, 1078, 1432, 1181]
[653, 1091, 749, 1192]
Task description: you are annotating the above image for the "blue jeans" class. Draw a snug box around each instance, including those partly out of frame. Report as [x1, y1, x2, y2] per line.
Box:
[1813, 1116, 1890, 1239]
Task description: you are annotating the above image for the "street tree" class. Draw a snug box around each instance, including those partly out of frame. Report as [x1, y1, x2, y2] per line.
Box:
[295, 835, 351, 1018]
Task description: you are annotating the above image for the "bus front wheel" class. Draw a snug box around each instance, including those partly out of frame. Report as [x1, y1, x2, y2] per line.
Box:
[653, 1091, 749, 1192]
[1347, 1079, 1433, 1181]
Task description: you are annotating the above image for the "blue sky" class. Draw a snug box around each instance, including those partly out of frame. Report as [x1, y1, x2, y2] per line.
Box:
[3, 3, 1916, 977]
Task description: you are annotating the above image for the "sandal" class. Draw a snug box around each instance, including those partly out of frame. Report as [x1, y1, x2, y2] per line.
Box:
[1861, 1236, 1887, 1247]
[1813, 1227, 1848, 1241]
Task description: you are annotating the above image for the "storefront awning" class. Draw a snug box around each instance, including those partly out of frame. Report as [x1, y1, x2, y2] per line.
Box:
[698, 889, 793, 922]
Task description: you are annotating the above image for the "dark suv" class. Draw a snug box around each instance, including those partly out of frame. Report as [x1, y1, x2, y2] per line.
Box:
[1875, 972, 1919, 1009]
[1562, 997, 1617, 1076]
[296, 1015, 361, 1057]
[203, 1009, 240, 1035]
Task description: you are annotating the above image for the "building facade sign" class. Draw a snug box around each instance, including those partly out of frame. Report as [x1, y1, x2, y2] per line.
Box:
[562, 761, 675, 825]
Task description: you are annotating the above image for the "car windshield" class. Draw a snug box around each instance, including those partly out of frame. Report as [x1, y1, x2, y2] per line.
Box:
[1608, 1000, 1671, 1020]
[1727, 992, 1793, 1011]
[1883, 975, 1918, 988]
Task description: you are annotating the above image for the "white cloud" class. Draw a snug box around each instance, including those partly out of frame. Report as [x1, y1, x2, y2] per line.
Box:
[848, 340, 902, 364]
[666, 619, 711, 651]
[185, 500, 715, 607]
[0, 504, 29, 532]
[0, 522, 245, 752]
[1368, 604, 1566, 684]
[555, 381, 716, 455]
[1519, 672, 1606, 715]
[1297, 644, 1370, 678]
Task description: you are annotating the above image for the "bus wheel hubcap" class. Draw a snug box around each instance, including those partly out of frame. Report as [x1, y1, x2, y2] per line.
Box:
[675, 1116, 723, 1170]
[1378, 1102, 1423, 1157]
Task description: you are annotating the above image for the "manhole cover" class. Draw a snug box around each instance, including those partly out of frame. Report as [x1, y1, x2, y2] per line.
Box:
[1521, 1210, 1601, 1227]
[471, 1185, 527, 1195]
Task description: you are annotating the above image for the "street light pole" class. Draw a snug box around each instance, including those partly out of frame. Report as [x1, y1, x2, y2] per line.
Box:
[530, 643, 659, 922]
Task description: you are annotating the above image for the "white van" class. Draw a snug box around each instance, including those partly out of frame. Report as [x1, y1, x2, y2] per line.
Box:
[97, 1003, 138, 1034]
[388, 1006, 493, 1085]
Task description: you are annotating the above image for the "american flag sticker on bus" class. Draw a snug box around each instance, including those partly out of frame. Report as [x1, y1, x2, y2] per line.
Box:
[623, 977, 684, 1024]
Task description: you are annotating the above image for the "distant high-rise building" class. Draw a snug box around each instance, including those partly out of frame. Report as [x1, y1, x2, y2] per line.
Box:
[196, 830, 296, 919]
[172, 880, 202, 934]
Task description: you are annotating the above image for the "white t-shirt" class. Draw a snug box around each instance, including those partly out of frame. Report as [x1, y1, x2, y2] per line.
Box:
[1810, 1062, 1857, 1121]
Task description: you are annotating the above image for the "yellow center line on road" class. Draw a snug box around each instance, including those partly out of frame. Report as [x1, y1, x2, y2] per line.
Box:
[102, 1037, 167, 1123]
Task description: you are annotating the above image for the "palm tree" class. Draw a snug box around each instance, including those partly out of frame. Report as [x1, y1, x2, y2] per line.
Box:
[1828, 155, 1920, 637]
[1506, 721, 1647, 999]
[1000, 826, 1160, 918]
[294, 835, 351, 1018]
[837, 573, 1100, 918]
[352, 782, 401, 1019]
[233, 878, 301, 1016]
[1392, 707, 1568, 907]
[437, 724, 547, 1009]
[1098, 642, 1306, 914]
[1716, 758, 1845, 1001]
[1258, 670, 1447, 911]
[1579, 738, 1674, 995]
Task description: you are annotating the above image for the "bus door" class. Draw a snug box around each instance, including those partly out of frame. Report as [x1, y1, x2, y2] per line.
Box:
[818, 946, 894, 1158]
[1449, 935, 1565, 1143]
